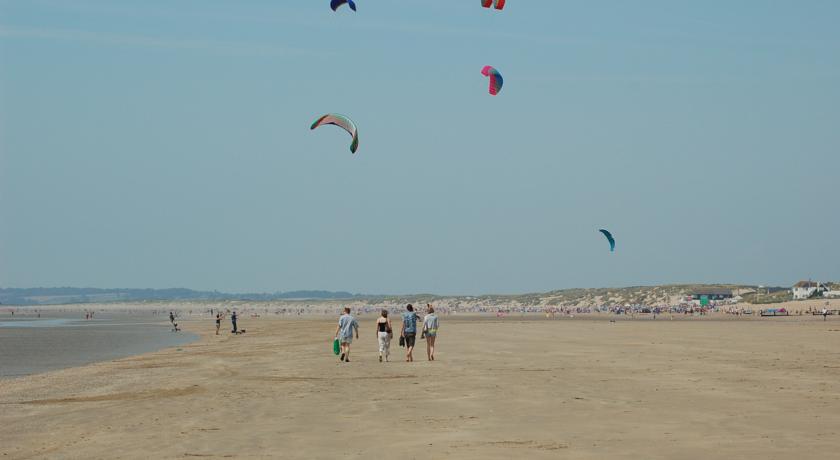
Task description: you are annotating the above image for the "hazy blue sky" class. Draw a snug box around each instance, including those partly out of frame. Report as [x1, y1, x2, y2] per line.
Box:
[1, 1, 838, 294]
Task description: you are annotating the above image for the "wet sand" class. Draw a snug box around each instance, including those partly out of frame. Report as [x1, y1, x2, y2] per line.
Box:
[1, 314, 839, 459]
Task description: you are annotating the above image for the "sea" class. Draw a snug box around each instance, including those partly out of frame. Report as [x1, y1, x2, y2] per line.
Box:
[0, 311, 198, 378]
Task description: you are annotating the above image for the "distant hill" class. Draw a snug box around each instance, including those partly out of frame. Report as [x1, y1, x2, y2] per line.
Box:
[372, 284, 760, 307]
[3, 283, 835, 307]
[0, 287, 363, 305]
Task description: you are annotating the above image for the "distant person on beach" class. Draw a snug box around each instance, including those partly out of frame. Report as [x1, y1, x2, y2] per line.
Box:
[375, 309, 393, 362]
[422, 304, 439, 361]
[215, 313, 222, 335]
[169, 311, 175, 325]
[231, 311, 238, 333]
[335, 307, 359, 362]
[822, 306, 829, 321]
[401, 304, 420, 362]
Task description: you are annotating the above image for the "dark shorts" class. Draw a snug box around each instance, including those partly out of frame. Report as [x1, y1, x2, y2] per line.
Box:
[404, 333, 416, 348]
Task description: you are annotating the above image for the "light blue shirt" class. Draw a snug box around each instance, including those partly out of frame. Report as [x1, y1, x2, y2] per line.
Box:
[338, 314, 358, 339]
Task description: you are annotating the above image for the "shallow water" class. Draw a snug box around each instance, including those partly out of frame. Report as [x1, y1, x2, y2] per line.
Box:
[0, 313, 197, 378]
[0, 318, 76, 328]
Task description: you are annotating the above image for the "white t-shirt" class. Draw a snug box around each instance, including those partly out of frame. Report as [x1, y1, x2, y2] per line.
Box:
[423, 314, 439, 333]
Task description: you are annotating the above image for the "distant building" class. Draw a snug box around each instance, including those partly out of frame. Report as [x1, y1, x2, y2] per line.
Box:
[690, 288, 733, 305]
[820, 283, 839, 298]
[792, 281, 827, 300]
[690, 288, 733, 301]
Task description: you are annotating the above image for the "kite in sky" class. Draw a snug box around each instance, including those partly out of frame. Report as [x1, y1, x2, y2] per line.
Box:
[311, 114, 359, 154]
[481, 66, 503, 95]
[599, 229, 615, 252]
[481, 0, 506, 10]
[330, 0, 356, 12]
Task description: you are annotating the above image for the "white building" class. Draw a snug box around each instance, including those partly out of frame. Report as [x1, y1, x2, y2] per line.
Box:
[792, 281, 827, 300]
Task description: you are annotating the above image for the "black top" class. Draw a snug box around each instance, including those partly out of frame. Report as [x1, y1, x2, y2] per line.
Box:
[377, 320, 388, 332]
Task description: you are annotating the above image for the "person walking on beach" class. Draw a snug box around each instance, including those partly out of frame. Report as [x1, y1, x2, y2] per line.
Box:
[231, 311, 238, 333]
[822, 305, 829, 321]
[401, 304, 420, 362]
[169, 311, 175, 325]
[334, 307, 359, 362]
[422, 304, 439, 361]
[376, 309, 393, 362]
[215, 313, 222, 335]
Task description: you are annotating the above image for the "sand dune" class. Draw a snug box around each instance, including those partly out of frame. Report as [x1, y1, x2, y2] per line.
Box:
[2, 314, 839, 459]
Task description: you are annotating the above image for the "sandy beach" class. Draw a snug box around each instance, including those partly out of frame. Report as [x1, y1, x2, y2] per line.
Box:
[1, 311, 839, 459]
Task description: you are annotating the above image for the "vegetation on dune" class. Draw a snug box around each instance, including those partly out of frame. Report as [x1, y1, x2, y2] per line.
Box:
[739, 290, 793, 304]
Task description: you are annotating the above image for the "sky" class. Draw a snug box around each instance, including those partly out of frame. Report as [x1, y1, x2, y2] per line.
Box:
[1, 0, 838, 295]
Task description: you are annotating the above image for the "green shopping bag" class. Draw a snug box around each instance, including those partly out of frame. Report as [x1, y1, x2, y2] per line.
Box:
[332, 338, 340, 355]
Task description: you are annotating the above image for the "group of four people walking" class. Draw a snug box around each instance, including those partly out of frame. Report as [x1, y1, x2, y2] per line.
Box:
[335, 304, 438, 363]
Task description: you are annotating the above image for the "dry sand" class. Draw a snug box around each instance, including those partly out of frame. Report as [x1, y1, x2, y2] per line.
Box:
[2, 314, 839, 459]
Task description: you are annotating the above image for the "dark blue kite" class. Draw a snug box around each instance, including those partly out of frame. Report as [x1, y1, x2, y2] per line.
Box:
[599, 229, 615, 252]
[331, 0, 356, 11]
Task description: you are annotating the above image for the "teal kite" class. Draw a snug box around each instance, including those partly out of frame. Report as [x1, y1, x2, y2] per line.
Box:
[599, 229, 615, 252]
